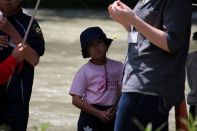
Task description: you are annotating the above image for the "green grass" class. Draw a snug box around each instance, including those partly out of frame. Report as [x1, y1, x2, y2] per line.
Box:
[33, 123, 50, 131]
[181, 113, 197, 131]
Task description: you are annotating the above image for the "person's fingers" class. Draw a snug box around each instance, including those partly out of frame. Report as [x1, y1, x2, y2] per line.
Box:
[109, 5, 117, 19]
[17, 43, 23, 46]
[104, 112, 111, 120]
[0, 17, 6, 26]
[113, 6, 122, 16]
[16, 44, 22, 50]
[108, 1, 118, 11]
[19, 46, 25, 51]
[113, 0, 126, 12]
[109, 6, 117, 19]
[17, 43, 24, 48]
[18, 46, 23, 51]
[0, 41, 8, 47]
[17, 43, 27, 52]
[114, 3, 122, 11]
[108, 1, 126, 21]
[2, 17, 7, 23]
[104, 116, 110, 121]
[108, 4, 112, 11]
[108, 5, 113, 16]
[0, 37, 9, 47]
[0, 44, 8, 48]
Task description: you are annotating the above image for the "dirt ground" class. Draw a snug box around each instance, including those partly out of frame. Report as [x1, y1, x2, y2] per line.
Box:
[26, 9, 197, 131]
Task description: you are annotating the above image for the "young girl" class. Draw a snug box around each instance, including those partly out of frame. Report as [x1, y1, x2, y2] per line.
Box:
[69, 26, 123, 131]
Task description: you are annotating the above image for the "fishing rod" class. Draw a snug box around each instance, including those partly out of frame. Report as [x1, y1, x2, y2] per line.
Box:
[0, 11, 3, 20]
[192, 3, 197, 6]
[192, 0, 197, 6]
[21, 0, 41, 45]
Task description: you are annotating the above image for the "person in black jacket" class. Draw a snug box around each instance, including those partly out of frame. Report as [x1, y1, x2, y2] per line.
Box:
[0, 0, 45, 130]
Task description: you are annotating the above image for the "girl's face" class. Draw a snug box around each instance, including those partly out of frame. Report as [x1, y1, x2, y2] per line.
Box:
[0, 0, 21, 15]
[88, 38, 108, 61]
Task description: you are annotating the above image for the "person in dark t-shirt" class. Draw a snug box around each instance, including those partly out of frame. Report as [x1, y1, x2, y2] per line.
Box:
[108, 0, 191, 131]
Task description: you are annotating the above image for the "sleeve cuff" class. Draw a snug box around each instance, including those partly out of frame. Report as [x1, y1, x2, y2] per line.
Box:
[4, 55, 18, 70]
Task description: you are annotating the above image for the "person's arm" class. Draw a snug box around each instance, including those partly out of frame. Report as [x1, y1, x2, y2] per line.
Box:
[0, 17, 40, 66]
[0, 43, 26, 84]
[7, 26, 39, 66]
[0, 55, 17, 84]
[72, 95, 111, 123]
[109, 0, 190, 53]
[108, 1, 169, 52]
[132, 16, 169, 52]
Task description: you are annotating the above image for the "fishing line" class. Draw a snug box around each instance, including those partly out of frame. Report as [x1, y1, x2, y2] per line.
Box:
[79, 0, 111, 19]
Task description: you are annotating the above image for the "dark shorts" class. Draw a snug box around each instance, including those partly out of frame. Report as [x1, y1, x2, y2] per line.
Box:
[78, 105, 115, 131]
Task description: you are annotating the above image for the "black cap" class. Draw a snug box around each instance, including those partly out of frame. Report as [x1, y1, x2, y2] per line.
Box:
[80, 26, 113, 58]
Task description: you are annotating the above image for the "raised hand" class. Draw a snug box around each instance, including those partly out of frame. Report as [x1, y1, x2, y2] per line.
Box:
[108, 0, 136, 30]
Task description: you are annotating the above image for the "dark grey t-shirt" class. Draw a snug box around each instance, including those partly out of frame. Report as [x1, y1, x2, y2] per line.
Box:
[122, 0, 191, 106]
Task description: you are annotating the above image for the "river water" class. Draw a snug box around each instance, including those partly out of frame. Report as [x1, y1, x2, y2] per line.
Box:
[25, 9, 197, 131]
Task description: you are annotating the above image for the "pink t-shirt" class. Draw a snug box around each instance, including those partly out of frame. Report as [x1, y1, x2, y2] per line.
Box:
[69, 58, 123, 106]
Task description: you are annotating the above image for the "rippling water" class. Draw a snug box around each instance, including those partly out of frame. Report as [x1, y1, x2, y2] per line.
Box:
[26, 9, 197, 131]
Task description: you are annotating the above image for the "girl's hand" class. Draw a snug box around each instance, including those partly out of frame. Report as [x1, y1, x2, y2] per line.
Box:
[107, 108, 116, 120]
[97, 110, 111, 124]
